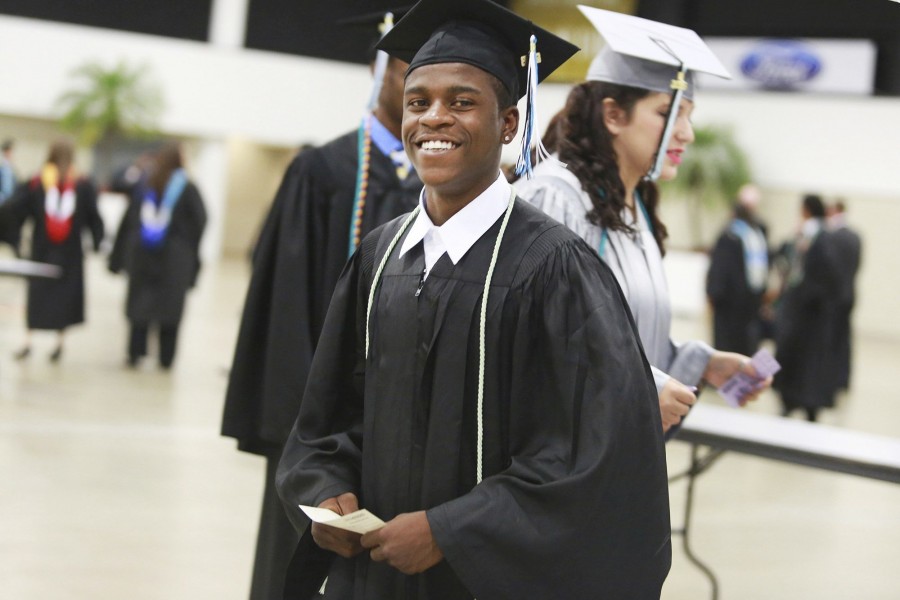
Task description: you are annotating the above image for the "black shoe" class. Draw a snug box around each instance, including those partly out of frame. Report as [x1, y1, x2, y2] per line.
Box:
[13, 347, 30, 361]
[126, 355, 140, 369]
[49, 346, 63, 363]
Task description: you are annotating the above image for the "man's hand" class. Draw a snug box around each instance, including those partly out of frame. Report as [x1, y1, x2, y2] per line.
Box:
[311, 493, 364, 558]
[360, 511, 443, 575]
[659, 378, 697, 432]
[703, 351, 772, 406]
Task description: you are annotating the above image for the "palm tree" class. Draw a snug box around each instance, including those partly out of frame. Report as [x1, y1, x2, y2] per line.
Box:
[55, 60, 165, 185]
[661, 125, 751, 249]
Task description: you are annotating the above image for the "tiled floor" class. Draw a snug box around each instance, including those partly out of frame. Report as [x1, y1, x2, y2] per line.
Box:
[1, 254, 898, 600]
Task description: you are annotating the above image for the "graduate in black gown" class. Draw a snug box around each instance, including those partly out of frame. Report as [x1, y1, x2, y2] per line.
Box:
[774, 194, 839, 422]
[108, 142, 208, 369]
[3, 139, 104, 361]
[220, 11, 422, 599]
[706, 184, 770, 356]
[276, 1, 672, 597]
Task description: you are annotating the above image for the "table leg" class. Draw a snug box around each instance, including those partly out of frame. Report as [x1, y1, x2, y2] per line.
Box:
[670, 444, 726, 600]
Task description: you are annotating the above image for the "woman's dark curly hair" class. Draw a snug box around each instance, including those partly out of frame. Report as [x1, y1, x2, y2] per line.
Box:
[555, 81, 669, 256]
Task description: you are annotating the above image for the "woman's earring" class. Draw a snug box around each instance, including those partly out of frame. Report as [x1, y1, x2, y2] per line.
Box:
[504, 135, 511, 142]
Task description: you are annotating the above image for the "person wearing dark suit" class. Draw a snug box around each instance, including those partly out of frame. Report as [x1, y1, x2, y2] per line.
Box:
[827, 200, 862, 390]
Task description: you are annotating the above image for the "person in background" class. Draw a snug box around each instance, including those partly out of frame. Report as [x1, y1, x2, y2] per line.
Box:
[108, 142, 207, 370]
[773, 194, 839, 421]
[827, 199, 862, 391]
[0, 138, 22, 253]
[0, 138, 16, 203]
[3, 138, 104, 361]
[276, 0, 672, 597]
[220, 10, 422, 599]
[515, 7, 770, 436]
[108, 150, 154, 197]
[706, 183, 770, 355]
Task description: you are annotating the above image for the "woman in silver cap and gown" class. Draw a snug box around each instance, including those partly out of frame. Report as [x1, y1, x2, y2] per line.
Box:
[516, 7, 771, 434]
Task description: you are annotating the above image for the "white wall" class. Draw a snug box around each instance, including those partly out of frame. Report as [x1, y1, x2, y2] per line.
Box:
[0, 15, 371, 146]
[529, 84, 900, 197]
[2, 14, 899, 338]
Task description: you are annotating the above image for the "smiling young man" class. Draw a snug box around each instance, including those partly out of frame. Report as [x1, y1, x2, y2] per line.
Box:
[276, 0, 672, 598]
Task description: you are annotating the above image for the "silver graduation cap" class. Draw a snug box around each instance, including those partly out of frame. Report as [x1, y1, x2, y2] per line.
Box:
[577, 6, 730, 181]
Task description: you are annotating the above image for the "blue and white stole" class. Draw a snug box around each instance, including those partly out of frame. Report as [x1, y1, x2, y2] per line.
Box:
[140, 168, 187, 248]
[729, 218, 768, 292]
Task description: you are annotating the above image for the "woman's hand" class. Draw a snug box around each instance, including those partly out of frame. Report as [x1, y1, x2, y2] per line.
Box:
[703, 351, 772, 406]
[659, 378, 697, 432]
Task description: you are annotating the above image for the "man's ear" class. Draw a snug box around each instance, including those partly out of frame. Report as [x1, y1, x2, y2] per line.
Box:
[501, 106, 520, 143]
[602, 98, 626, 135]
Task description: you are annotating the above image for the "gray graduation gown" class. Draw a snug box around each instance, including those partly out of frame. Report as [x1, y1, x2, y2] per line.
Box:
[515, 159, 713, 393]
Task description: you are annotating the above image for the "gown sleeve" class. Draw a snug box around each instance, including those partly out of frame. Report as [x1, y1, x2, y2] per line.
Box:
[665, 338, 714, 388]
[108, 192, 139, 274]
[275, 241, 371, 534]
[515, 173, 597, 246]
[181, 183, 207, 287]
[78, 180, 105, 251]
[426, 239, 671, 600]
[706, 231, 742, 306]
[0, 180, 34, 231]
[221, 152, 330, 454]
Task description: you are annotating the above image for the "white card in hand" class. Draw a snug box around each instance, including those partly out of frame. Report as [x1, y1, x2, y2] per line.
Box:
[299, 505, 386, 534]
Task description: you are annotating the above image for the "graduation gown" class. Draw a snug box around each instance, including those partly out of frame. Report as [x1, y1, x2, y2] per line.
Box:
[277, 200, 671, 600]
[515, 160, 713, 395]
[706, 221, 768, 356]
[2, 176, 104, 329]
[774, 226, 840, 410]
[221, 129, 422, 600]
[108, 182, 207, 325]
[222, 129, 423, 456]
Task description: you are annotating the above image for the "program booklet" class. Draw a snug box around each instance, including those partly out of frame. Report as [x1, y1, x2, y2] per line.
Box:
[299, 505, 386, 534]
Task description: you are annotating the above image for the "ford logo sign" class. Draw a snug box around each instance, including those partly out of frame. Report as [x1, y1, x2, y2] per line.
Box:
[740, 40, 822, 89]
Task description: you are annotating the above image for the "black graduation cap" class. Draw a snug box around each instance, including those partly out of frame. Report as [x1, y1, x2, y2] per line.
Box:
[339, 6, 414, 111]
[338, 5, 413, 29]
[375, 0, 579, 100]
[339, 6, 414, 61]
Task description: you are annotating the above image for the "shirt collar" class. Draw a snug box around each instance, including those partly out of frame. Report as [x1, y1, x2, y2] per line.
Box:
[369, 114, 403, 157]
[399, 173, 511, 265]
[801, 217, 822, 238]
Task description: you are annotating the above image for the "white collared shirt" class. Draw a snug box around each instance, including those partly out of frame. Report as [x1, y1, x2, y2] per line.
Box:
[399, 173, 511, 277]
